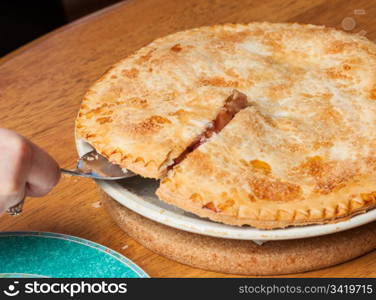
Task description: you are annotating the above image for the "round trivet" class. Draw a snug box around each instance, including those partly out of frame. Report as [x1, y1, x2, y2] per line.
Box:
[101, 192, 376, 275]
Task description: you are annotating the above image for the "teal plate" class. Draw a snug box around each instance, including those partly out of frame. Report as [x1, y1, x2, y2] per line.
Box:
[0, 231, 148, 278]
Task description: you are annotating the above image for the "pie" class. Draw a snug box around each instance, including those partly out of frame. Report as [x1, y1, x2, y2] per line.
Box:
[76, 23, 376, 229]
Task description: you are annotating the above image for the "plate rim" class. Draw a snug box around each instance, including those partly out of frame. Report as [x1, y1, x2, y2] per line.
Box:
[76, 138, 376, 241]
[0, 231, 149, 278]
[0, 273, 49, 278]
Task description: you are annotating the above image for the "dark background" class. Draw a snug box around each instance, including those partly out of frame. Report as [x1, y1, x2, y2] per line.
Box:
[0, 0, 122, 57]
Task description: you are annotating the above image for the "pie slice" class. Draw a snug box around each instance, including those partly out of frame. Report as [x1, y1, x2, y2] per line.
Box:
[76, 22, 376, 228]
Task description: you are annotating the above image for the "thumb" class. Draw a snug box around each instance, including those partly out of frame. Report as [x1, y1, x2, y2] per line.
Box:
[25, 141, 61, 197]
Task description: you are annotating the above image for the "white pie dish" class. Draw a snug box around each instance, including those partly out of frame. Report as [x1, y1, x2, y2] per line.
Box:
[76, 139, 376, 241]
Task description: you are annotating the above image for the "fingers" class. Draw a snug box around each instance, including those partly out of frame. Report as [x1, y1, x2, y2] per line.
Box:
[25, 141, 60, 197]
[0, 129, 32, 212]
[0, 129, 60, 214]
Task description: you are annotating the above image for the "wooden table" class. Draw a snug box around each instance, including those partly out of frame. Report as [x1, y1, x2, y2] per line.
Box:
[1, 0, 376, 277]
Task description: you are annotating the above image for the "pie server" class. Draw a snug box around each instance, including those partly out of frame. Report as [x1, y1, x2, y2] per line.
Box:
[60, 150, 136, 180]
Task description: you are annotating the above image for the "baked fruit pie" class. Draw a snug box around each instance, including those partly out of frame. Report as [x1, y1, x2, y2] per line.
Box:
[76, 23, 376, 229]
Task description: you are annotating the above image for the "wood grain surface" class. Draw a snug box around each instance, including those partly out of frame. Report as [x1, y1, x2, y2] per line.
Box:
[0, 0, 376, 277]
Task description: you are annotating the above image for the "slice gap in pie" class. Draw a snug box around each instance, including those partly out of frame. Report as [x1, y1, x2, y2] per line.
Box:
[169, 90, 248, 168]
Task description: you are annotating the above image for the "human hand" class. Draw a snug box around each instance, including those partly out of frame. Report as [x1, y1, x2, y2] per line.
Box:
[0, 128, 60, 214]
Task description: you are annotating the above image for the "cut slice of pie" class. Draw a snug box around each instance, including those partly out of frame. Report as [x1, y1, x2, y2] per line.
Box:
[76, 22, 376, 228]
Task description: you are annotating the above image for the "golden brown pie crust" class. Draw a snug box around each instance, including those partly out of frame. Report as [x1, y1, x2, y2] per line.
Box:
[76, 22, 376, 229]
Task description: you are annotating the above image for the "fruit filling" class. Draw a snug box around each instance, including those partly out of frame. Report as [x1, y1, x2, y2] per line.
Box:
[169, 90, 248, 168]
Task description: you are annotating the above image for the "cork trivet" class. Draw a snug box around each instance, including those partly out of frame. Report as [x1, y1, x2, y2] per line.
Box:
[101, 192, 376, 275]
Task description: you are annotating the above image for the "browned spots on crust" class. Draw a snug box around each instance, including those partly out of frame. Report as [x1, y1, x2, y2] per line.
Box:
[327, 107, 342, 123]
[250, 160, 272, 175]
[133, 120, 161, 134]
[110, 75, 118, 79]
[109, 150, 122, 160]
[170, 44, 182, 52]
[315, 106, 343, 124]
[199, 76, 239, 87]
[127, 97, 148, 108]
[248, 178, 301, 202]
[115, 100, 125, 105]
[160, 177, 171, 185]
[325, 41, 346, 54]
[325, 41, 358, 55]
[87, 104, 107, 115]
[136, 49, 155, 64]
[326, 67, 352, 80]
[225, 69, 240, 78]
[316, 179, 347, 195]
[370, 86, 376, 100]
[110, 148, 121, 155]
[100, 149, 110, 157]
[203, 202, 220, 212]
[85, 133, 96, 138]
[109, 148, 122, 161]
[262, 31, 283, 51]
[297, 157, 359, 194]
[168, 109, 186, 116]
[134, 157, 145, 163]
[267, 83, 293, 99]
[342, 64, 351, 71]
[96, 117, 112, 124]
[190, 193, 202, 203]
[239, 159, 248, 168]
[84, 105, 108, 118]
[189, 151, 215, 176]
[133, 115, 171, 134]
[122, 68, 139, 79]
[168, 109, 193, 123]
[248, 194, 256, 202]
[300, 156, 324, 177]
[218, 199, 235, 211]
[365, 157, 376, 171]
[360, 191, 376, 203]
[334, 204, 341, 216]
[149, 115, 171, 124]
